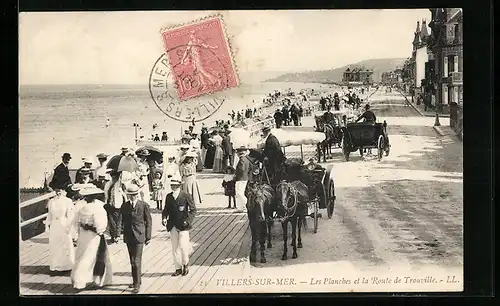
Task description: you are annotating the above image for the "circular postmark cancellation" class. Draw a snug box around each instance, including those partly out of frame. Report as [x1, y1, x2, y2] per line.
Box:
[149, 45, 230, 123]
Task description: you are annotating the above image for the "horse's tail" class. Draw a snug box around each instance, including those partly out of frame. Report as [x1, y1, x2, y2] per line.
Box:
[301, 213, 308, 230]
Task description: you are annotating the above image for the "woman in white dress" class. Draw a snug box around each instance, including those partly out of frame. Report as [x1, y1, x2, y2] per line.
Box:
[163, 155, 180, 195]
[212, 130, 224, 173]
[135, 150, 151, 206]
[179, 151, 202, 205]
[71, 187, 113, 290]
[44, 188, 76, 272]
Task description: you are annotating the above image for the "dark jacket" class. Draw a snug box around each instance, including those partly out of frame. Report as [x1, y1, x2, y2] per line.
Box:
[222, 135, 233, 156]
[162, 191, 197, 231]
[75, 166, 94, 183]
[262, 134, 286, 167]
[49, 163, 72, 190]
[120, 200, 152, 244]
[201, 132, 210, 149]
[235, 155, 251, 181]
[356, 110, 377, 123]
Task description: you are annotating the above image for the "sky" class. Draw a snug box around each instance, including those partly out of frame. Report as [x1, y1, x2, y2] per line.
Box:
[19, 9, 431, 85]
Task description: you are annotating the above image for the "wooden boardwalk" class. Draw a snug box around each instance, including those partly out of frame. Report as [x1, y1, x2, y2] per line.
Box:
[20, 207, 253, 295]
[19, 123, 321, 295]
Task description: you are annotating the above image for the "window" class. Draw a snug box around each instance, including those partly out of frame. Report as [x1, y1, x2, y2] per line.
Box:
[454, 24, 459, 43]
[453, 86, 459, 103]
[442, 84, 448, 104]
[454, 55, 459, 73]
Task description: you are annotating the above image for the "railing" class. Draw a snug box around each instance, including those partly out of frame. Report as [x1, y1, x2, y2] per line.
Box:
[19, 191, 57, 240]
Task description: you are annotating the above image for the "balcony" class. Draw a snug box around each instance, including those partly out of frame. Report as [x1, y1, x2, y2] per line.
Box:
[449, 72, 462, 83]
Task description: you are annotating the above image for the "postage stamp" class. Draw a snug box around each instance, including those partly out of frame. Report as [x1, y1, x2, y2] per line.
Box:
[149, 15, 238, 122]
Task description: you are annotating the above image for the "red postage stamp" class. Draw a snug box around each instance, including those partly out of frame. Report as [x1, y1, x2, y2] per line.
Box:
[160, 15, 239, 101]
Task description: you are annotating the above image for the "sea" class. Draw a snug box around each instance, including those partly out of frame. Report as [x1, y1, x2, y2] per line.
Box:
[19, 81, 331, 188]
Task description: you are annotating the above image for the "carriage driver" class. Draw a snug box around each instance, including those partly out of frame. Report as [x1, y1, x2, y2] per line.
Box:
[260, 126, 286, 186]
[355, 103, 377, 123]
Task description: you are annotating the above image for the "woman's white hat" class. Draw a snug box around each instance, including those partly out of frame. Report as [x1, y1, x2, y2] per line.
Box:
[82, 157, 93, 164]
[79, 186, 104, 196]
[185, 150, 197, 158]
[180, 143, 191, 149]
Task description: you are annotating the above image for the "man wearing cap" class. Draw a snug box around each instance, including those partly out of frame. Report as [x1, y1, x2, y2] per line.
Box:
[75, 157, 94, 184]
[234, 145, 252, 213]
[200, 127, 210, 165]
[260, 126, 286, 186]
[120, 185, 152, 293]
[162, 174, 197, 277]
[50, 153, 73, 192]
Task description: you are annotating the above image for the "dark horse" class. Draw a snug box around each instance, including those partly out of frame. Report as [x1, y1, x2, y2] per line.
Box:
[245, 180, 275, 263]
[314, 116, 342, 162]
[275, 180, 308, 260]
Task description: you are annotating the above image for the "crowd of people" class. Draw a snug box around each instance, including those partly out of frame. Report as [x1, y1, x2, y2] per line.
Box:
[41, 87, 339, 293]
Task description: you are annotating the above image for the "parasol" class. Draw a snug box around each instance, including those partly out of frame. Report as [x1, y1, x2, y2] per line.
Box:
[135, 146, 164, 164]
[106, 155, 139, 173]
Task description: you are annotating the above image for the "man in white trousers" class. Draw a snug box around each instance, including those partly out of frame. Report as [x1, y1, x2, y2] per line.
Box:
[234, 145, 251, 213]
[161, 174, 197, 276]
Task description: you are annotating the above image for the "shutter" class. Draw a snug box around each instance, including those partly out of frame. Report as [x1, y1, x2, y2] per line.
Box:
[454, 87, 459, 103]
[454, 55, 459, 73]
[442, 84, 448, 103]
[443, 56, 448, 77]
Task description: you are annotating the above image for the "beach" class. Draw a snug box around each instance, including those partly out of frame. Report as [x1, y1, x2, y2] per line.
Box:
[20, 81, 330, 187]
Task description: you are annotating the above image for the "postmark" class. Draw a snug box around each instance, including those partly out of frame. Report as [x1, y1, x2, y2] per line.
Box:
[149, 15, 239, 123]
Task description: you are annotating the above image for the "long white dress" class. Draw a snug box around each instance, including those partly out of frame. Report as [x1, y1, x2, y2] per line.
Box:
[163, 162, 180, 195]
[136, 160, 152, 206]
[45, 195, 76, 271]
[71, 199, 113, 289]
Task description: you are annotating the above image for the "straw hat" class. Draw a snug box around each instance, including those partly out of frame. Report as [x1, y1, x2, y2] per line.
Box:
[180, 144, 191, 149]
[235, 145, 249, 151]
[125, 184, 140, 195]
[80, 168, 91, 175]
[262, 126, 271, 133]
[80, 187, 104, 196]
[82, 157, 93, 164]
[170, 174, 182, 185]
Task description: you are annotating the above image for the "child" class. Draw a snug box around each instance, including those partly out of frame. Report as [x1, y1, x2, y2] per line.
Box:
[152, 171, 165, 210]
[222, 166, 236, 209]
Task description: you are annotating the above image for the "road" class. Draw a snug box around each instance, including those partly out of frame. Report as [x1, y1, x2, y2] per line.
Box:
[216, 90, 463, 293]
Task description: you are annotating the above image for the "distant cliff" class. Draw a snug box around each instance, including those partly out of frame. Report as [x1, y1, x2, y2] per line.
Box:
[265, 58, 407, 84]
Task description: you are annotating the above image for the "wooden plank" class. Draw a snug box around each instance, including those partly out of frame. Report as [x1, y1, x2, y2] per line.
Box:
[160, 214, 243, 293]
[20, 192, 56, 208]
[79, 212, 214, 295]
[94, 213, 215, 295]
[184, 217, 249, 292]
[144, 213, 237, 293]
[140, 212, 234, 293]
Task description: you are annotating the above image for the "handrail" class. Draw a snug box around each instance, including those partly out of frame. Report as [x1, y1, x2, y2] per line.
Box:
[19, 191, 56, 209]
[20, 213, 49, 228]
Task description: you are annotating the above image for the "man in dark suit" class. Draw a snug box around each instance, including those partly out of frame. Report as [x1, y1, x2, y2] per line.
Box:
[234, 145, 251, 213]
[221, 128, 234, 171]
[162, 174, 197, 276]
[49, 153, 73, 193]
[120, 185, 152, 293]
[260, 126, 286, 186]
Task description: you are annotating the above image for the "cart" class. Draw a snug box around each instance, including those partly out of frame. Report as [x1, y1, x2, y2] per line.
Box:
[340, 121, 390, 161]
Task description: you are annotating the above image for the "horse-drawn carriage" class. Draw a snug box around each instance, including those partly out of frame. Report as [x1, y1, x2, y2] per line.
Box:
[313, 108, 358, 162]
[340, 121, 391, 161]
[244, 134, 336, 263]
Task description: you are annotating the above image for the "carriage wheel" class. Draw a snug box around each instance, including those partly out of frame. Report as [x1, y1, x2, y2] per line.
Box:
[377, 135, 384, 161]
[327, 181, 335, 219]
[313, 198, 319, 233]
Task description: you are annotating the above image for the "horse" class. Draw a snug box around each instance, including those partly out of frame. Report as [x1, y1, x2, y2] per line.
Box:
[275, 180, 309, 260]
[314, 116, 337, 162]
[245, 181, 275, 263]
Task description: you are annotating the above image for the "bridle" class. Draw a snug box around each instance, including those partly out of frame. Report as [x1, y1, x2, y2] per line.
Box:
[276, 181, 299, 223]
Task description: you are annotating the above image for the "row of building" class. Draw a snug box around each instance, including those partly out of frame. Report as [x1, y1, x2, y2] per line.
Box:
[342, 67, 374, 85]
[382, 8, 463, 133]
